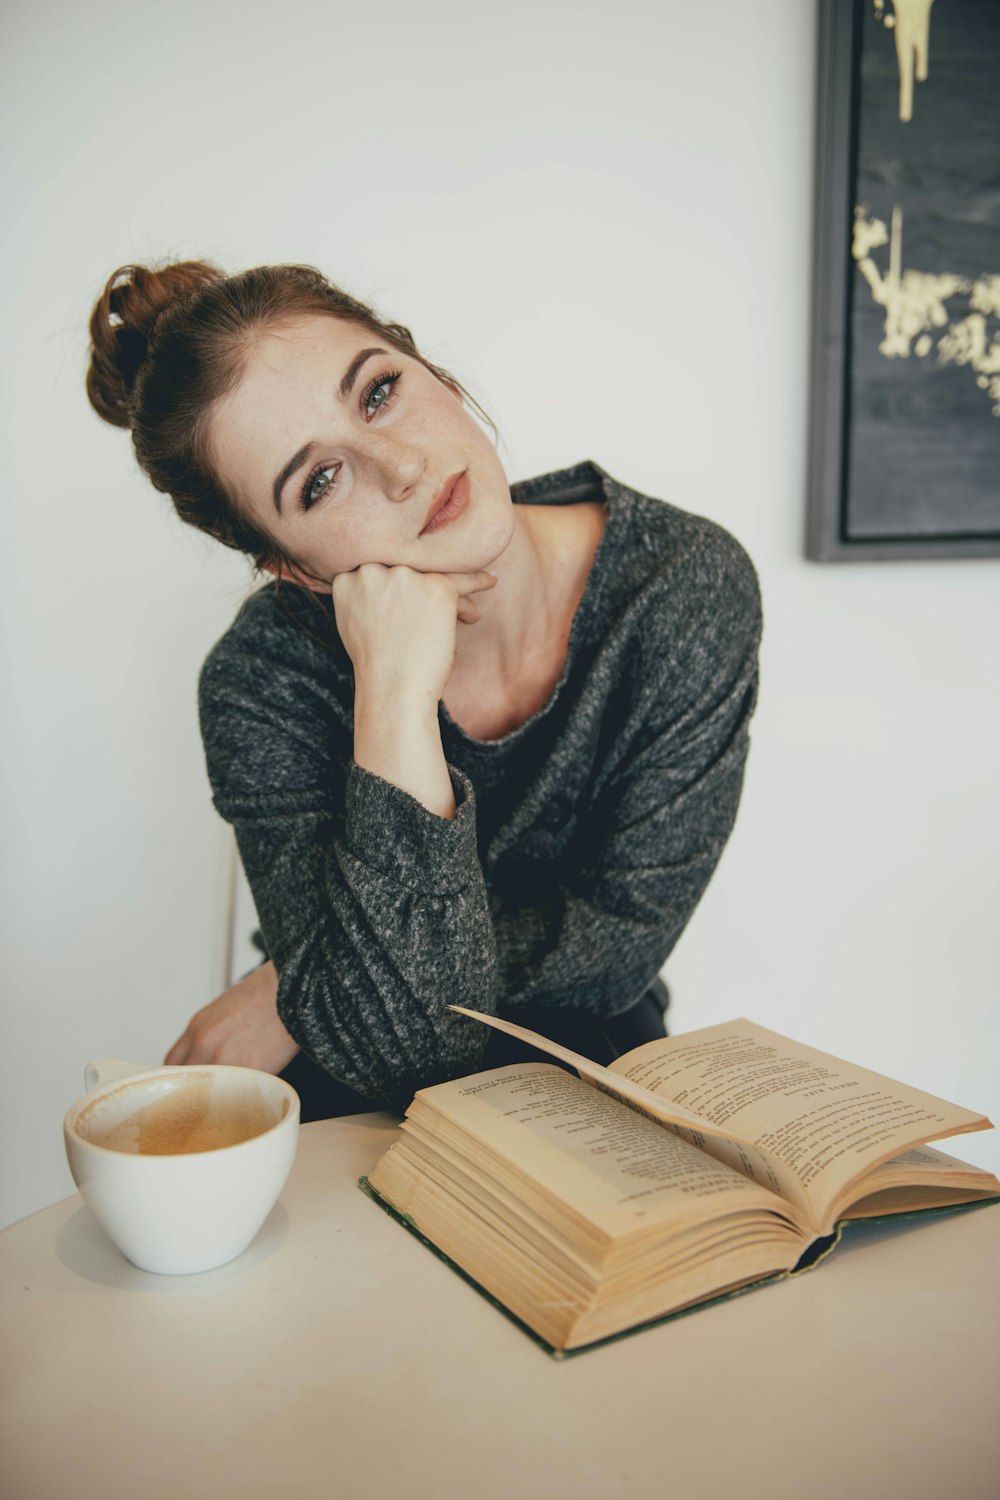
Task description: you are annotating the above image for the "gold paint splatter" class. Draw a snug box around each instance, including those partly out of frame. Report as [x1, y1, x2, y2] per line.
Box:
[970, 276, 1000, 320]
[852, 206, 1000, 416]
[937, 311, 1000, 414]
[873, 0, 936, 123]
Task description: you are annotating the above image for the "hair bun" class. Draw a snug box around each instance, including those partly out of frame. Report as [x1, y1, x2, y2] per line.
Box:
[85, 259, 223, 429]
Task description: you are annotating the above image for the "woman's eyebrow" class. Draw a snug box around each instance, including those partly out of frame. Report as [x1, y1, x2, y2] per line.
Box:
[272, 346, 390, 513]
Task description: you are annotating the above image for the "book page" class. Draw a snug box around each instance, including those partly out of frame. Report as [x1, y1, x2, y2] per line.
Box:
[407, 1062, 803, 1242]
[610, 1019, 993, 1227]
[448, 1007, 731, 1134]
[868, 1143, 1000, 1178]
[452, 1002, 821, 1212]
[368, 1065, 808, 1352]
[832, 1144, 1000, 1219]
[448, 1006, 813, 1214]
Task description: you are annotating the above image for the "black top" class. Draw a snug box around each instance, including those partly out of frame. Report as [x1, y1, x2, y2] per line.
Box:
[198, 460, 763, 1111]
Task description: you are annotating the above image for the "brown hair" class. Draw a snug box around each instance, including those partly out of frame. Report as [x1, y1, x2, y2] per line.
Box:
[85, 259, 495, 574]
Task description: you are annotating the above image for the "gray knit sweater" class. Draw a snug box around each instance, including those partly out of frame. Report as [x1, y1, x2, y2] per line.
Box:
[198, 460, 762, 1112]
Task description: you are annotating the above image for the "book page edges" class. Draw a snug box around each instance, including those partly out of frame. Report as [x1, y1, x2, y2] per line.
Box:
[359, 1178, 1000, 1355]
[358, 1174, 789, 1358]
[826, 1126, 1000, 1230]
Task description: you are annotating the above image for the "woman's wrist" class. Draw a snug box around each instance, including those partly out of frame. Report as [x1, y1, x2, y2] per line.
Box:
[353, 684, 455, 820]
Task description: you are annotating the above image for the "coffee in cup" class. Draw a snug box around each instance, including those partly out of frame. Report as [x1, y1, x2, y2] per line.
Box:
[64, 1059, 300, 1274]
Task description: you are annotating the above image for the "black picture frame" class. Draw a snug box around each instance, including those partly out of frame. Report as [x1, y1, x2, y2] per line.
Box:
[806, 0, 1000, 561]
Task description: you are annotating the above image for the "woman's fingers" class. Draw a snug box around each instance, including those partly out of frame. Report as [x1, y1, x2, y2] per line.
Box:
[160, 963, 296, 1073]
[331, 564, 498, 701]
[450, 571, 495, 624]
[447, 570, 498, 599]
[163, 1029, 192, 1066]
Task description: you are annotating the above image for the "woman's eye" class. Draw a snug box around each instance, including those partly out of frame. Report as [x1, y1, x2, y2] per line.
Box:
[366, 380, 391, 416]
[301, 464, 337, 510]
[362, 369, 402, 418]
[298, 369, 402, 511]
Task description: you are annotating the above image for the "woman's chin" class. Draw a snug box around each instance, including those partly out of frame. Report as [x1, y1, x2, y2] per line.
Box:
[423, 513, 514, 575]
[469, 508, 517, 570]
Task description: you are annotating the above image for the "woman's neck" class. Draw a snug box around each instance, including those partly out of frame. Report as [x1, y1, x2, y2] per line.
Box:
[448, 504, 562, 690]
[448, 498, 607, 704]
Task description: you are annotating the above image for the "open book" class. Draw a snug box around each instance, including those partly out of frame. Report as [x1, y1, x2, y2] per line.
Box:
[362, 1011, 1000, 1354]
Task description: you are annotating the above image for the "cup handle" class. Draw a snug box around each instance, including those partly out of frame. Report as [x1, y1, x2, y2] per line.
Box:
[84, 1058, 156, 1093]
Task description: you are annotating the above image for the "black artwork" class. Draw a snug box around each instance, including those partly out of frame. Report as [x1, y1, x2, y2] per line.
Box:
[807, 0, 1000, 560]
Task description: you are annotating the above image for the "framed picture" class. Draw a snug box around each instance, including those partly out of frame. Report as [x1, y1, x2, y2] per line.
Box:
[806, 0, 1000, 560]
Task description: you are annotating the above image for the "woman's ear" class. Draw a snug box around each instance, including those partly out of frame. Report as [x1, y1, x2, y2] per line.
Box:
[260, 557, 330, 592]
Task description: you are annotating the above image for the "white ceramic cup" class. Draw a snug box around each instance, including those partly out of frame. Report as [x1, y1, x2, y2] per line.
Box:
[63, 1058, 300, 1274]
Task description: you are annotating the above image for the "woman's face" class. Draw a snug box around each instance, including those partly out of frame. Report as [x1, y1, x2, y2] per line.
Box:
[207, 313, 514, 586]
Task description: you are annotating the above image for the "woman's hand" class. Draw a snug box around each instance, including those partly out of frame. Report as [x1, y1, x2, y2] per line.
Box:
[163, 959, 299, 1074]
[332, 564, 497, 706]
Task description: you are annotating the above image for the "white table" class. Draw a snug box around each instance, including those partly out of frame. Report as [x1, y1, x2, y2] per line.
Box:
[2, 1114, 999, 1500]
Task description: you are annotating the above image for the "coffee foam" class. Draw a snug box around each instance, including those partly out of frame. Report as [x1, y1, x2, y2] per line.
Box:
[78, 1073, 286, 1155]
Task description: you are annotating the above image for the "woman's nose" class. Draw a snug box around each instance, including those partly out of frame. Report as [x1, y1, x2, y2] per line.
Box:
[376, 443, 425, 503]
[388, 474, 421, 503]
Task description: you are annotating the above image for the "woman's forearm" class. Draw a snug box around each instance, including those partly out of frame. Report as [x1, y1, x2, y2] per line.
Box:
[333, 562, 496, 822]
[353, 681, 456, 820]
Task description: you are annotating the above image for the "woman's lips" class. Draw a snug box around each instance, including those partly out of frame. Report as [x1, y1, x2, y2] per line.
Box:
[419, 470, 470, 536]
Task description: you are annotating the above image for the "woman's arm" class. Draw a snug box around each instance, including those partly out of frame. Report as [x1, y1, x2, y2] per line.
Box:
[228, 757, 498, 1112]
[169, 554, 756, 1077]
[194, 565, 501, 1110]
[168, 564, 497, 1076]
[338, 562, 497, 819]
[195, 527, 760, 1107]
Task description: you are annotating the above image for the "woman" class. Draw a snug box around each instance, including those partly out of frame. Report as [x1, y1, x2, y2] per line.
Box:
[85, 260, 762, 1120]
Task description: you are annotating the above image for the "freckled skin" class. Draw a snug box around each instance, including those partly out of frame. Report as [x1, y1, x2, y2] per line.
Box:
[169, 315, 601, 1075]
[207, 313, 516, 586]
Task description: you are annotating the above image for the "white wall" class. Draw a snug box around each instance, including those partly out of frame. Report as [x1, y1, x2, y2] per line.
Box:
[3, 0, 997, 1230]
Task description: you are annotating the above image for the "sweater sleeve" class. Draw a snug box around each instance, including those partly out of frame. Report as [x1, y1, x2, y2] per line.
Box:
[492, 528, 762, 1014]
[199, 516, 760, 1106]
[198, 633, 499, 1114]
